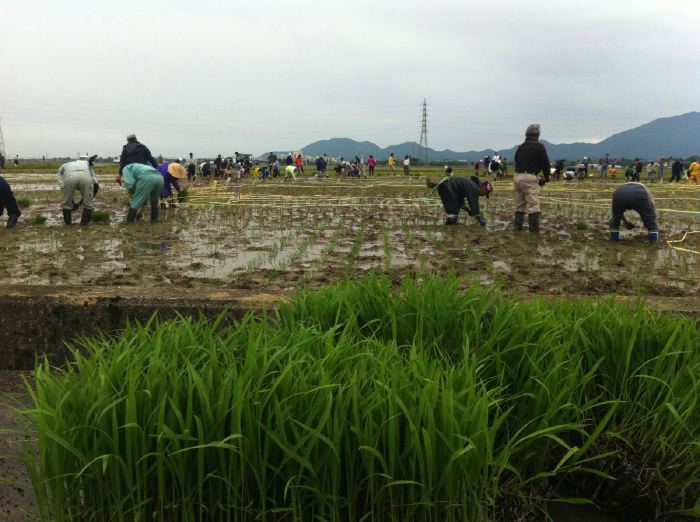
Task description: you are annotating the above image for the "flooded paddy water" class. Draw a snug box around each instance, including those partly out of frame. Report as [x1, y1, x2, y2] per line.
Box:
[2, 172, 700, 300]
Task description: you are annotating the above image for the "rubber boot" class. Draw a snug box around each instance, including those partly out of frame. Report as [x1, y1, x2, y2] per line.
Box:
[648, 231, 658, 243]
[62, 209, 72, 225]
[609, 230, 620, 241]
[80, 208, 93, 226]
[514, 212, 525, 231]
[126, 207, 138, 223]
[445, 215, 458, 225]
[6, 214, 18, 228]
[528, 212, 540, 233]
[150, 206, 159, 223]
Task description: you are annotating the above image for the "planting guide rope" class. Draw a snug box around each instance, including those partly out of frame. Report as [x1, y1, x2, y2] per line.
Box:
[183, 182, 700, 217]
[666, 231, 700, 256]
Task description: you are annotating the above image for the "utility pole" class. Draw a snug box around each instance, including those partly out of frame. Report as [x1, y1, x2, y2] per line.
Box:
[418, 99, 428, 165]
[0, 117, 6, 159]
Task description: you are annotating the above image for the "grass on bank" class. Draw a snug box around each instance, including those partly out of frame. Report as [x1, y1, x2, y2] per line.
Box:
[24, 274, 700, 521]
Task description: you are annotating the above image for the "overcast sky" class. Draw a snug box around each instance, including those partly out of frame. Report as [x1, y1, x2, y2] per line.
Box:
[1, 0, 699, 158]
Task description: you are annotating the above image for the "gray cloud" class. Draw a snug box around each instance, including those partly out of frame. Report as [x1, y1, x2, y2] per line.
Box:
[1, 0, 698, 158]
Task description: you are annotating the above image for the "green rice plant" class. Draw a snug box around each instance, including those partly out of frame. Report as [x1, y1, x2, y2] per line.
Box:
[16, 196, 32, 208]
[24, 274, 700, 521]
[90, 210, 110, 223]
[343, 223, 366, 277]
[31, 214, 47, 225]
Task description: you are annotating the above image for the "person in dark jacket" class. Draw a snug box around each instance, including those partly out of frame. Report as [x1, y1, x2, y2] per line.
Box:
[513, 124, 551, 233]
[315, 156, 328, 178]
[0, 175, 21, 228]
[427, 168, 492, 225]
[609, 182, 659, 242]
[671, 159, 683, 183]
[117, 134, 158, 183]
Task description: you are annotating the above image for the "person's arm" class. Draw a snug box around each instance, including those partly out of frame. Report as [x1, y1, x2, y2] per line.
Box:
[145, 146, 158, 169]
[540, 145, 551, 182]
[56, 164, 66, 189]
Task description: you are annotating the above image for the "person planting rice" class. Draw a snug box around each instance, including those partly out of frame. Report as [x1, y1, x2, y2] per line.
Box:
[426, 166, 492, 225]
[121, 163, 165, 223]
[56, 154, 99, 225]
[609, 182, 659, 243]
[513, 123, 551, 233]
[157, 162, 187, 208]
[284, 165, 298, 181]
[688, 160, 700, 184]
[0, 175, 21, 228]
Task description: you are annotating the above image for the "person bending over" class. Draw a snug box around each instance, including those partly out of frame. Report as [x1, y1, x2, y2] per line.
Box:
[427, 167, 492, 225]
[609, 182, 659, 243]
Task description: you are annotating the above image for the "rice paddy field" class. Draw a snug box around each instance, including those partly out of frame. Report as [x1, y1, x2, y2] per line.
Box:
[1, 163, 699, 521]
[2, 166, 700, 300]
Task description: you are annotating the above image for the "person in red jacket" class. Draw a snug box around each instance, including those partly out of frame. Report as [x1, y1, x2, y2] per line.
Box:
[294, 154, 304, 174]
[367, 155, 376, 176]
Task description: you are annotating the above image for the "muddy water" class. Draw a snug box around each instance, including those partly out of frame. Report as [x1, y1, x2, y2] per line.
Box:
[1, 179, 699, 299]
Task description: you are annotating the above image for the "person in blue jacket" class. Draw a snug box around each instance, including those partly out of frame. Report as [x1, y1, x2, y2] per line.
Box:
[0, 176, 21, 228]
[427, 167, 492, 225]
[157, 162, 186, 207]
[609, 182, 659, 242]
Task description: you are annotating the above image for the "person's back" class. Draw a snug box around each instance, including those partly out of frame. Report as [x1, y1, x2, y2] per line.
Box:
[120, 135, 157, 175]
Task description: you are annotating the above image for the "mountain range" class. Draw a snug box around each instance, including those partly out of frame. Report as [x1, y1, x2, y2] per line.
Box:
[286, 112, 700, 162]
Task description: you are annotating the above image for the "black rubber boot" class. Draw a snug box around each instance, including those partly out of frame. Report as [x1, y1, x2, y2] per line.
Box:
[528, 212, 540, 233]
[150, 206, 159, 223]
[6, 214, 19, 228]
[62, 209, 72, 225]
[445, 216, 458, 225]
[126, 208, 138, 223]
[80, 208, 93, 226]
[514, 212, 525, 231]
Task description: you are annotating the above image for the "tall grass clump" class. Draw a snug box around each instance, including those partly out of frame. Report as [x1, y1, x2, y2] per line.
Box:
[25, 274, 700, 521]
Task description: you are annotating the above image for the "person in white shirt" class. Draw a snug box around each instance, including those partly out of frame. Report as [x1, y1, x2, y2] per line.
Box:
[403, 155, 411, 176]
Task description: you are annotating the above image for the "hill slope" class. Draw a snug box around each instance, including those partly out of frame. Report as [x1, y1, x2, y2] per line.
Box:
[286, 112, 700, 161]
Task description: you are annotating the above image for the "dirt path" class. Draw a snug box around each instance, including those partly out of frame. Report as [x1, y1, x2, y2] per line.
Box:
[0, 371, 35, 521]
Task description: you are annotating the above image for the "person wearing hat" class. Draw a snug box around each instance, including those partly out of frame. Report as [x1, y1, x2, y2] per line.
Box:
[513, 124, 551, 233]
[609, 182, 659, 243]
[0, 175, 21, 228]
[56, 155, 100, 225]
[426, 167, 492, 225]
[117, 134, 158, 183]
[121, 163, 165, 223]
[157, 162, 187, 208]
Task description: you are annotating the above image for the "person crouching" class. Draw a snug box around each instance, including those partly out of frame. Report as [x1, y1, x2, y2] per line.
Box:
[0, 176, 21, 228]
[609, 182, 659, 243]
[57, 155, 99, 225]
[427, 167, 492, 226]
[158, 162, 187, 208]
[121, 163, 165, 223]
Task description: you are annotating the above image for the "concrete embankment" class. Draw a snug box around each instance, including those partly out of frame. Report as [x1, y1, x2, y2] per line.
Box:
[0, 286, 280, 370]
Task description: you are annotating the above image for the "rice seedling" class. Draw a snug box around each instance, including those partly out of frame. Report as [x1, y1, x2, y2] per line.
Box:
[90, 210, 111, 223]
[16, 196, 32, 208]
[24, 274, 700, 521]
[31, 214, 48, 225]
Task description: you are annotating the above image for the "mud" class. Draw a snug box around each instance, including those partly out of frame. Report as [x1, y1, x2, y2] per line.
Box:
[0, 176, 698, 318]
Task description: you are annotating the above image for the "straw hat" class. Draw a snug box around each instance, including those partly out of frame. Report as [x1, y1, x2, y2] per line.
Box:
[167, 163, 187, 179]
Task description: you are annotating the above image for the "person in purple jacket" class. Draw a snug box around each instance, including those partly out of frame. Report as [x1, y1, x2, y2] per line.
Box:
[157, 162, 187, 208]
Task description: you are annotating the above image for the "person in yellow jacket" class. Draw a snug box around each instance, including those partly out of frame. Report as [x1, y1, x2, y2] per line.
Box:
[386, 153, 396, 174]
[688, 161, 700, 184]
